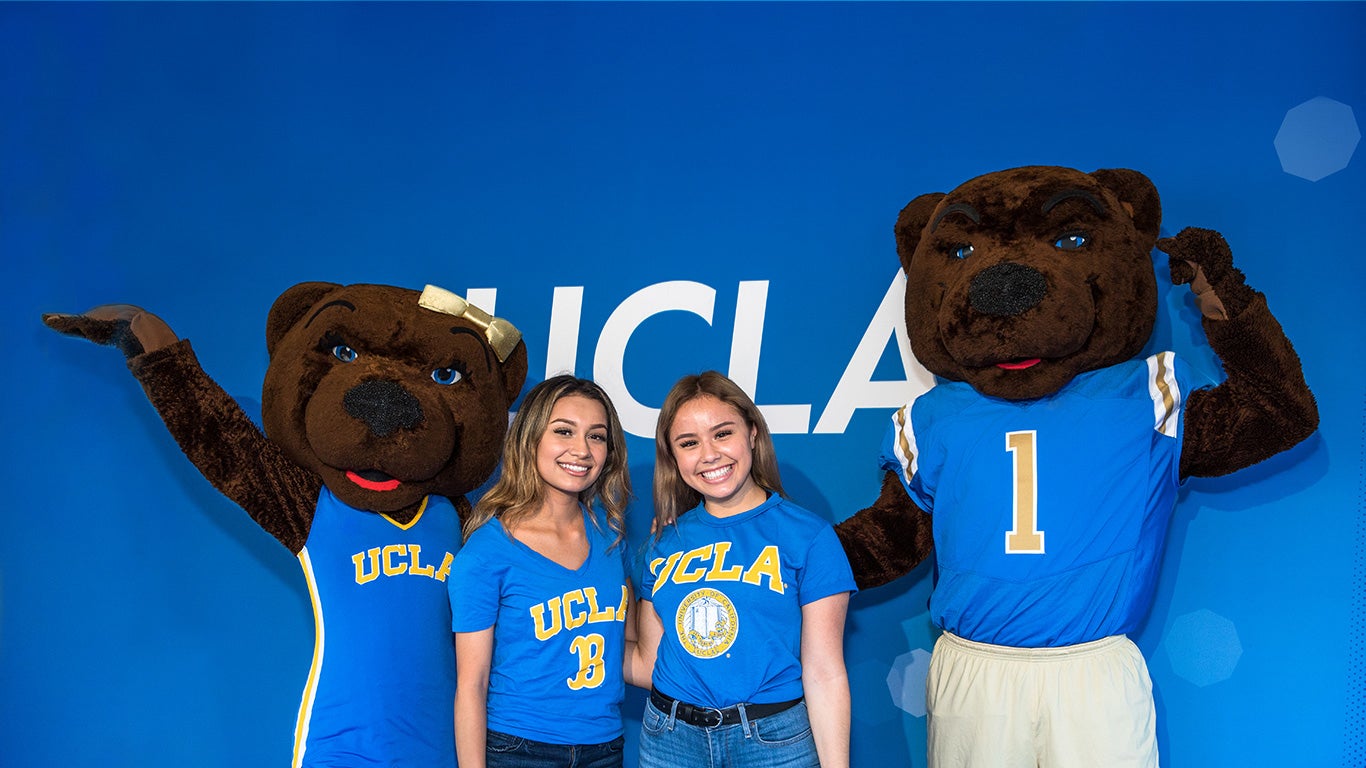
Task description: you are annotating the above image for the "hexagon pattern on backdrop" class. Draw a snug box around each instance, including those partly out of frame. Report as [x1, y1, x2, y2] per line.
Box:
[886, 647, 933, 718]
[1161, 608, 1244, 688]
[1274, 96, 1360, 181]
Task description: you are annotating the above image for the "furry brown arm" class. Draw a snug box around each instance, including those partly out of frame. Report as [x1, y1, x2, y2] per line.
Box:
[834, 471, 934, 590]
[127, 340, 321, 553]
[1180, 293, 1318, 478]
[1158, 228, 1319, 479]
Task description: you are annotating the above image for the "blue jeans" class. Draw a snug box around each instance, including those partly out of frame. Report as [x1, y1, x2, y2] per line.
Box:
[485, 729, 625, 768]
[637, 698, 818, 768]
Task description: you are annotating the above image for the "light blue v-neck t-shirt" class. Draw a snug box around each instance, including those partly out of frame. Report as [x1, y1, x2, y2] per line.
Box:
[448, 507, 629, 744]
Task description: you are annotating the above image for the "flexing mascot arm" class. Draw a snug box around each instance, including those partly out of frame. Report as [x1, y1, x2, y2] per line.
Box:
[43, 305, 319, 552]
[1157, 228, 1319, 478]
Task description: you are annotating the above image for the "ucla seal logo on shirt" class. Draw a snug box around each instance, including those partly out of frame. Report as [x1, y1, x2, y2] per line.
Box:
[676, 587, 738, 658]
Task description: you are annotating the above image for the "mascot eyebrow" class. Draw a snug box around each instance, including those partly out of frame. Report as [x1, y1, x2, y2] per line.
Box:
[305, 299, 357, 327]
[450, 326, 495, 372]
[931, 203, 981, 231]
[1042, 189, 1106, 216]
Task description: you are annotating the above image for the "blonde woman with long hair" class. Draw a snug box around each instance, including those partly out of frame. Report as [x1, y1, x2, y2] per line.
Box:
[448, 375, 633, 768]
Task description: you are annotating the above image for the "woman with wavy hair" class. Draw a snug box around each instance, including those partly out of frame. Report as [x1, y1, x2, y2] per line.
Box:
[632, 371, 855, 768]
[449, 374, 633, 768]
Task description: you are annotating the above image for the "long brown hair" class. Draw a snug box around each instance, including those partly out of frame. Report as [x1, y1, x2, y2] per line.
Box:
[652, 370, 784, 532]
[467, 375, 631, 549]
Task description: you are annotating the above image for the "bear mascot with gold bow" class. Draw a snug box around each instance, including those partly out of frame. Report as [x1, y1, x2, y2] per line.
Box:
[45, 283, 527, 768]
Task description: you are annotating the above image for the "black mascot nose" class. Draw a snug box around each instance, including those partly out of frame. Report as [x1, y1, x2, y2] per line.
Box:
[343, 379, 425, 436]
[969, 262, 1048, 317]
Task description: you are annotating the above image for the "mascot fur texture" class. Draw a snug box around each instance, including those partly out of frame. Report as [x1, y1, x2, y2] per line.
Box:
[833, 166, 1317, 764]
[45, 283, 528, 768]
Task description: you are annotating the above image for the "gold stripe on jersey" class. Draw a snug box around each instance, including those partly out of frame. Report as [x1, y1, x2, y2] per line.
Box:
[1146, 352, 1182, 438]
[893, 403, 917, 485]
[292, 548, 326, 768]
[380, 495, 430, 531]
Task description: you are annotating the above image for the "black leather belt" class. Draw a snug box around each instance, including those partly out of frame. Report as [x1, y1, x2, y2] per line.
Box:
[649, 688, 802, 728]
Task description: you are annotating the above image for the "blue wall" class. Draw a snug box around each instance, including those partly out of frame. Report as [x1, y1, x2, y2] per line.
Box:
[3, 3, 1362, 766]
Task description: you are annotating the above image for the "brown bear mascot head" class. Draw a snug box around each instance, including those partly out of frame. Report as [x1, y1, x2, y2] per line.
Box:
[260, 282, 527, 519]
[896, 166, 1162, 401]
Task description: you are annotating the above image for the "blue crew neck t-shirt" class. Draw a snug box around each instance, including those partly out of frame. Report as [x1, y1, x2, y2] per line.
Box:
[641, 494, 855, 709]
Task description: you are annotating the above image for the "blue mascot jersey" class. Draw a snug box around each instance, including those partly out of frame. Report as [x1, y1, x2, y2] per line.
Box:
[292, 488, 459, 768]
[641, 495, 856, 709]
[447, 507, 629, 745]
[880, 352, 1205, 647]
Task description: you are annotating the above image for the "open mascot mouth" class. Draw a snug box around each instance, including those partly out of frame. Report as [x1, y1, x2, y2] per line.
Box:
[346, 469, 403, 492]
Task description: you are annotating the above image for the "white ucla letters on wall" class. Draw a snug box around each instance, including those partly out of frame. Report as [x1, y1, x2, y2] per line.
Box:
[470, 272, 935, 437]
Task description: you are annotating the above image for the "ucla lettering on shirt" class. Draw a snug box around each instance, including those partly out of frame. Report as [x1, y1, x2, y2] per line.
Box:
[351, 544, 455, 584]
[530, 585, 630, 641]
[649, 542, 785, 596]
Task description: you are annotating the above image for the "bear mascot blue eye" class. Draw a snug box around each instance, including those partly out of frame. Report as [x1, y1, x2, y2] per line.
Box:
[1054, 233, 1089, 250]
[431, 367, 462, 385]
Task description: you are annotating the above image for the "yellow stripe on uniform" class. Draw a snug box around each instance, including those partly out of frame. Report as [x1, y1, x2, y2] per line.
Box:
[292, 547, 326, 768]
[381, 495, 430, 531]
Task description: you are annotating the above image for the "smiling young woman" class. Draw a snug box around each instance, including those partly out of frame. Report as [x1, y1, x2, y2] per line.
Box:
[448, 375, 634, 768]
[630, 371, 856, 768]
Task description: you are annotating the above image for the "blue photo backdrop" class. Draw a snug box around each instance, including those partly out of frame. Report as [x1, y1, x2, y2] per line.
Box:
[3, 3, 1362, 766]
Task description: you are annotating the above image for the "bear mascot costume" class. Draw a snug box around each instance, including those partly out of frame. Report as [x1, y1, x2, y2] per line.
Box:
[834, 166, 1318, 767]
[44, 282, 527, 768]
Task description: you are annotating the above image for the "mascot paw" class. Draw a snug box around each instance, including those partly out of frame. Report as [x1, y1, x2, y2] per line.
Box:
[43, 305, 178, 359]
[1157, 227, 1234, 286]
[1157, 227, 1253, 320]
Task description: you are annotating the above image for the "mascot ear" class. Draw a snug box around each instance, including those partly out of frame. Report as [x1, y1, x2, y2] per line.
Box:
[894, 192, 946, 274]
[1090, 168, 1162, 247]
[499, 340, 529, 406]
[266, 282, 341, 357]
